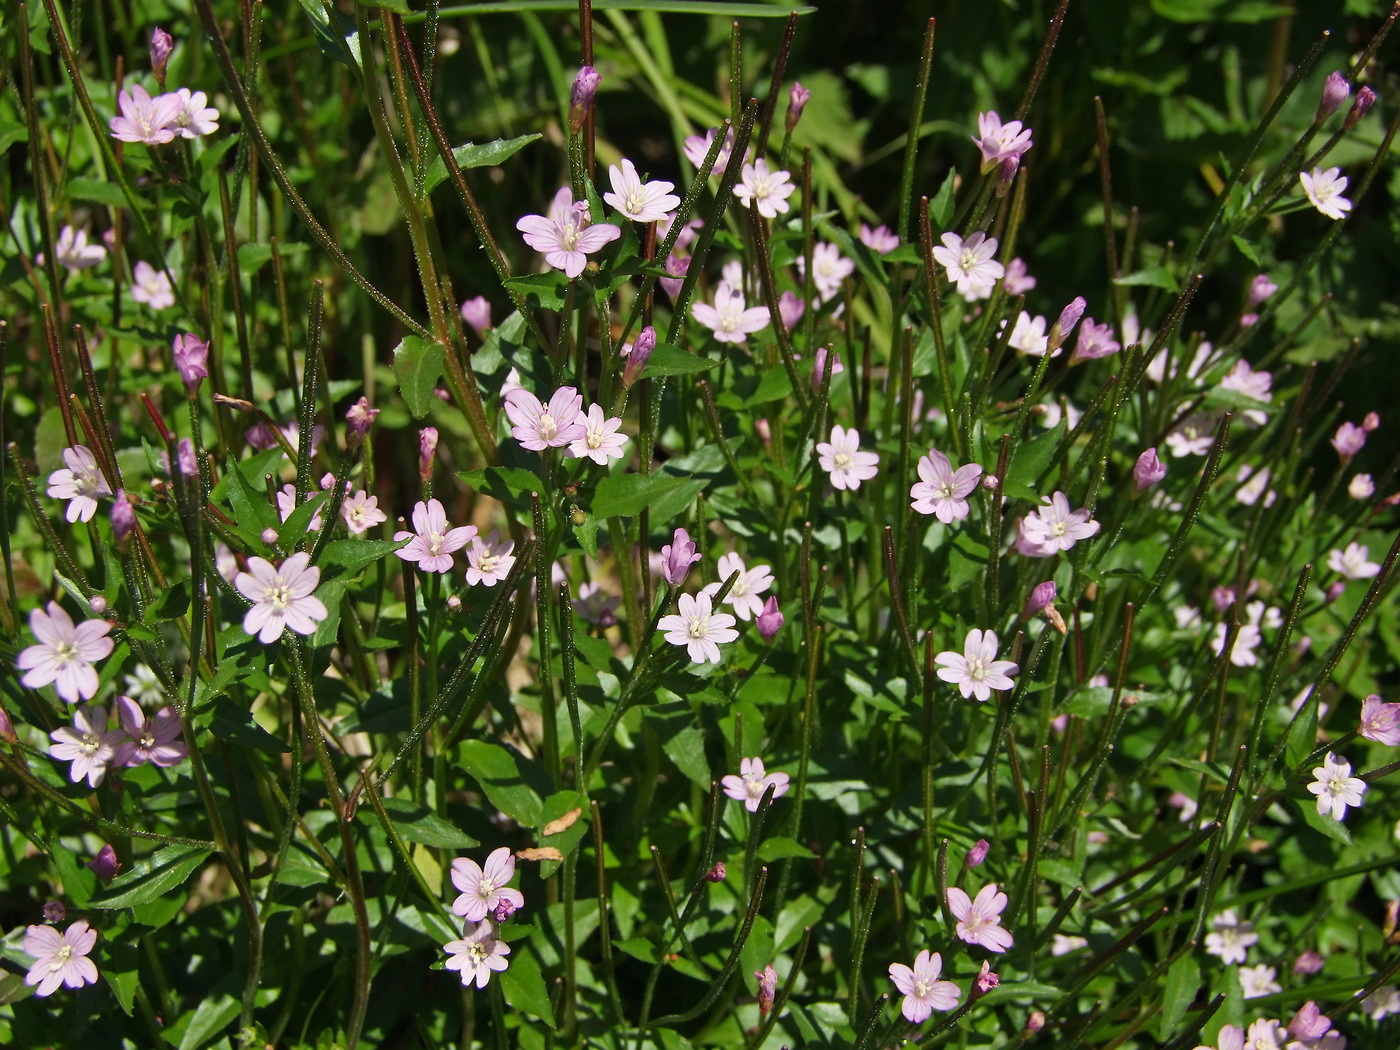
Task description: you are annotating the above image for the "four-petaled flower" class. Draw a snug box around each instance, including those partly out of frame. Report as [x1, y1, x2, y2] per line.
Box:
[1204, 909, 1258, 964]
[1019, 491, 1100, 555]
[17, 602, 114, 703]
[683, 126, 735, 176]
[721, 757, 791, 812]
[692, 282, 770, 344]
[49, 705, 125, 787]
[505, 386, 587, 450]
[452, 847, 525, 922]
[935, 628, 1018, 702]
[444, 919, 511, 988]
[567, 403, 628, 464]
[395, 499, 477, 574]
[888, 950, 960, 1023]
[734, 159, 796, 219]
[910, 449, 983, 523]
[516, 188, 621, 278]
[1008, 312, 1051, 356]
[113, 696, 188, 768]
[1307, 752, 1366, 821]
[703, 552, 774, 621]
[972, 111, 1033, 172]
[603, 158, 680, 223]
[1299, 167, 1351, 221]
[816, 425, 880, 491]
[658, 592, 739, 665]
[931, 231, 1004, 298]
[23, 921, 100, 997]
[466, 529, 516, 587]
[1360, 694, 1400, 746]
[947, 882, 1014, 952]
[47, 445, 112, 523]
[235, 552, 329, 643]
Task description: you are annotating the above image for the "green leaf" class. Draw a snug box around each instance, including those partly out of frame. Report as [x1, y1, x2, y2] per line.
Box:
[90, 845, 211, 909]
[460, 466, 545, 508]
[744, 365, 794, 407]
[277, 490, 329, 546]
[236, 241, 308, 276]
[947, 535, 990, 591]
[421, 134, 543, 195]
[1231, 234, 1263, 267]
[199, 696, 291, 755]
[51, 847, 97, 908]
[361, 0, 411, 12]
[592, 472, 694, 519]
[393, 336, 445, 419]
[66, 176, 127, 209]
[572, 511, 600, 558]
[1113, 267, 1179, 290]
[1005, 421, 1065, 497]
[297, 0, 361, 67]
[317, 538, 406, 577]
[652, 712, 711, 786]
[1295, 796, 1353, 845]
[505, 272, 570, 311]
[928, 171, 957, 229]
[498, 940, 555, 1026]
[640, 343, 718, 378]
[459, 740, 546, 827]
[757, 836, 817, 861]
[380, 796, 480, 849]
[1160, 954, 1200, 1040]
[178, 992, 240, 1050]
[104, 940, 141, 1015]
[0, 120, 29, 156]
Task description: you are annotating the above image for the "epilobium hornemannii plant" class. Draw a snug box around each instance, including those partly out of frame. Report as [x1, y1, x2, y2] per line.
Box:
[2, 2, 1398, 1047]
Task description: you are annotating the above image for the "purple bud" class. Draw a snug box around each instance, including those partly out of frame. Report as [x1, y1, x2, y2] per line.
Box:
[88, 844, 121, 880]
[1133, 447, 1167, 492]
[0, 702, 15, 743]
[42, 900, 67, 923]
[1287, 1002, 1332, 1041]
[778, 290, 805, 331]
[972, 961, 1000, 999]
[172, 333, 209, 393]
[623, 325, 656, 389]
[419, 427, 439, 479]
[1022, 582, 1057, 619]
[755, 964, 778, 1015]
[261, 527, 280, 547]
[981, 474, 999, 490]
[1325, 580, 1347, 604]
[493, 897, 519, 923]
[245, 421, 279, 451]
[150, 27, 175, 87]
[1239, 312, 1259, 328]
[568, 66, 601, 133]
[1363, 411, 1380, 432]
[460, 295, 491, 336]
[177, 438, 198, 479]
[346, 396, 379, 442]
[811, 347, 843, 393]
[1025, 1011, 1046, 1035]
[1210, 586, 1236, 613]
[89, 595, 108, 615]
[755, 419, 772, 450]
[1344, 86, 1377, 129]
[967, 838, 990, 867]
[111, 490, 137, 547]
[1248, 274, 1278, 305]
[757, 596, 784, 640]
[995, 154, 1020, 197]
[705, 861, 727, 883]
[785, 82, 811, 133]
[1293, 950, 1324, 975]
[1331, 421, 1366, 459]
[1318, 72, 1350, 120]
[1048, 296, 1086, 351]
[660, 528, 701, 586]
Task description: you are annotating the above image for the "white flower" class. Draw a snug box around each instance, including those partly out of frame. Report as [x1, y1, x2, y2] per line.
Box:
[931, 231, 1004, 298]
[49, 705, 125, 787]
[797, 242, 855, 302]
[603, 158, 680, 223]
[721, 756, 791, 812]
[123, 664, 166, 706]
[1363, 985, 1400, 1020]
[46, 445, 112, 523]
[23, 921, 100, 997]
[16, 602, 114, 703]
[130, 260, 175, 309]
[52, 225, 107, 271]
[394, 499, 477, 574]
[444, 920, 511, 988]
[691, 281, 770, 344]
[465, 530, 516, 587]
[1019, 491, 1100, 555]
[1299, 167, 1351, 221]
[1008, 312, 1051, 356]
[1238, 964, 1281, 999]
[701, 552, 774, 621]
[1307, 752, 1366, 821]
[167, 88, 220, 138]
[1204, 909, 1257, 965]
[1348, 473, 1375, 499]
[815, 425, 879, 491]
[1212, 621, 1263, 667]
[658, 592, 739, 665]
[566, 403, 628, 464]
[910, 448, 982, 523]
[733, 159, 795, 219]
[1051, 934, 1088, 956]
[1165, 412, 1220, 457]
[1327, 541, 1380, 579]
[341, 490, 387, 535]
[935, 628, 1019, 702]
[234, 552, 329, 643]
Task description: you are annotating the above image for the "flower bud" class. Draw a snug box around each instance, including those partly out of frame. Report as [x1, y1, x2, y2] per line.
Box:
[995, 154, 1020, 197]
[89, 595, 108, 615]
[177, 438, 198, 479]
[0, 702, 16, 743]
[778, 290, 805, 331]
[346, 396, 379, 445]
[460, 296, 491, 336]
[172, 333, 209, 393]
[88, 844, 121, 880]
[261, 527, 280, 547]
[150, 27, 175, 87]
[1292, 949, 1324, 975]
[1133, 447, 1166, 492]
[1047, 296, 1086, 352]
[757, 596, 784, 641]
[982, 473, 999, 489]
[972, 960, 999, 999]
[446, 594, 463, 613]
[1344, 86, 1376, 130]
[1363, 411, 1380, 431]
[785, 82, 811, 133]
[623, 325, 656, 389]
[1386, 900, 1399, 941]
[660, 528, 700, 586]
[755, 419, 772, 450]
[1349, 473, 1375, 500]
[1239, 312, 1259, 328]
[1317, 71, 1350, 120]
[111, 490, 137, 548]
[568, 66, 601, 133]
[755, 964, 778, 1016]
[43, 900, 67, 923]
[705, 861, 727, 883]
[1025, 1011, 1046, 1035]
[1325, 581, 1346, 604]
[1248, 274, 1278, 305]
[1287, 1002, 1332, 1041]
[1022, 582, 1056, 620]
[967, 838, 990, 867]
[1331, 421, 1366, 459]
[811, 347, 844, 393]
[419, 426, 439, 480]
[1210, 586, 1236, 612]
[493, 897, 519, 923]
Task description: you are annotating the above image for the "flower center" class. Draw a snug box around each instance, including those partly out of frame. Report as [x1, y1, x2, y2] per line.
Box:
[937, 481, 955, 499]
[966, 656, 987, 681]
[913, 977, 931, 998]
[140, 730, 156, 750]
[467, 941, 490, 964]
[79, 733, 101, 756]
[53, 640, 80, 668]
[687, 615, 710, 640]
[478, 877, 497, 899]
[833, 452, 853, 470]
[479, 552, 500, 573]
[264, 582, 294, 611]
[537, 413, 559, 442]
[55, 945, 74, 966]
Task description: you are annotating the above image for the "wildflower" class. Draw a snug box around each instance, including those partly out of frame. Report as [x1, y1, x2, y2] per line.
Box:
[573, 582, 620, 627]
[776, 290, 803, 330]
[42, 900, 66, 923]
[1134, 448, 1167, 492]
[1047, 297, 1086, 353]
[175, 438, 198, 480]
[1318, 72, 1350, 119]
[756, 596, 784, 640]
[659, 253, 689, 300]
[931, 231, 1004, 298]
[1195, 1025, 1246, 1050]
[604, 158, 680, 223]
[1003, 256, 1035, 295]
[567, 404, 628, 464]
[683, 126, 735, 176]
[972, 111, 1033, 172]
[277, 484, 324, 531]
[459, 295, 491, 337]
[150, 27, 174, 84]
[722, 757, 790, 811]
[1243, 1018, 1289, 1050]
[1327, 542, 1380, 579]
[705, 862, 727, 883]
[1349, 474, 1374, 499]
[816, 425, 880, 491]
[910, 449, 982, 522]
[517, 188, 620, 279]
[756, 964, 778, 1015]
[340, 491, 386, 535]
[659, 592, 739, 665]
[1360, 694, 1400, 746]
[859, 223, 899, 254]
[170, 333, 209, 393]
[1070, 318, 1121, 363]
[1022, 581, 1057, 620]
[1205, 909, 1258, 964]
[51, 225, 107, 271]
[121, 665, 164, 708]
[167, 88, 219, 138]
[797, 242, 855, 303]
[235, 553, 328, 643]
[1293, 950, 1325, 976]
[1330, 421, 1366, 459]
[1239, 964, 1281, 999]
[699, 552, 774, 622]
[1019, 491, 1100, 555]
[466, 530, 516, 587]
[935, 628, 1018, 702]
[786, 80, 811, 131]
[345, 397, 379, 441]
[395, 499, 476, 574]
[1165, 413, 1219, 458]
[1008, 311, 1051, 356]
[1221, 360, 1273, 425]
[451, 847, 525, 923]
[444, 920, 511, 988]
[1249, 274, 1279, 305]
[1299, 167, 1351, 221]
[733, 159, 796, 219]
[49, 705, 125, 787]
[17, 602, 114, 703]
[1344, 86, 1376, 129]
[692, 281, 773, 344]
[130, 260, 175, 309]
[659, 528, 702, 585]
[972, 961, 1000, 998]
[967, 839, 990, 867]
[47, 445, 112, 523]
[948, 883, 1013, 952]
[505, 386, 587, 450]
[23, 921, 99, 997]
[109, 84, 181, 144]
[1308, 752, 1366, 821]
[1212, 621, 1263, 668]
[888, 950, 960, 1022]
[622, 326, 656, 388]
[567, 66, 600, 132]
[1052, 934, 1088, 956]
[113, 696, 187, 768]
[810, 347, 844, 392]
[1288, 1002, 1333, 1041]
[1364, 986, 1400, 1020]
[87, 844, 120, 880]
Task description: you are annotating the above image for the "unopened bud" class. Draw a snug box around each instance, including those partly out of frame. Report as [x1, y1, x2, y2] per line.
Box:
[88, 844, 121, 880]
[42, 900, 67, 923]
[88, 595, 108, 615]
[755, 964, 777, 1016]
[261, 527, 280, 547]
[757, 596, 784, 641]
[1292, 949, 1325, 975]
[1344, 86, 1376, 130]
[111, 490, 137, 548]
[346, 396, 379, 444]
[1363, 411, 1380, 431]
[1385, 900, 1399, 941]
[623, 326, 656, 388]
[705, 861, 727, 883]
[967, 839, 990, 867]
[446, 595, 463, 613]
[1248, 274, 1279, 305]
[1133, 447, 1166, 492]
[1048, 297, 1086, 353]
[150, 27, 174, 87]
[982, 473, 999, 489]
[493, 897, 519, 923]
[568, 66, 601, 133]
[419, 426, 439, 479]
[972, 960, 999, 999]
[0, 702, 16, 743]
[1023, 581, 1056, 619]
[755, 418, 772, 450]
[1045, 606, 1067, 634]
[172, 333, 209, 393]
[1325, 581, 1346, 604]
[177, 438, 198, 479]
[1025, 1011, 1046, 1035]
[785, 82, 811, 133]
[1317, 71, 1350, 121]
[995, 154, 1020, 197]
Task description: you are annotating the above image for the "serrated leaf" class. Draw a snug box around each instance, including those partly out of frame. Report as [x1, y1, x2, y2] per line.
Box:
[90, 845, 211, 909]
[393, 336, 445, 419]
[640, 343, 718, 378]
[592, 472, 694, 518]
[380, 796, 480, 849]
[422, 134, 543, 194]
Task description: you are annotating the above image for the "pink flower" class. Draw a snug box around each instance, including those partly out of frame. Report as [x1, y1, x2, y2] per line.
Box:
[935, 628, 1018, 702]
[888, 950, 960, 1022]
[798, 242, 855, 302]
[572, 581, 620, 626]
[932, 231, 1004, 298]
[172, 333, 209, 392]
[451, 847, 525, 923]
[1019, 491, 1100, 555]
[604, 158, 680, 223]
[721, 757, 791, 812]
[466, 530, 516, 587]
[755, 963, 778, 1015]
[683, 126, 735, 176]
[1195, 1024, 1245, 1050]
[1134, 448, 1167, 491]
[444, 919, 511, 988]
[703, 552, 774, 621]
[948, 882, 1014, 952]
[967, 839, 990, 867]
[236, 553, 329, 643]
[757, 596, 784, 640]
[277, 484, 323, 531]
[23, 921, 99, 997]
[341, 490, 387, 535]
[567, 403, 628, 464]
[1008, 311, 1051, 356]
[972, 111, 1033, 172]
[1300, 167, 1351, 220]
[460, 295, 491, 335]
[1204, 909, 1257, 964]
[1318, 72, 1351, 119]
[395, 499, 476, 574]
[815, 425, 879, 491]
[659, 592, 739, 665]
[113, 696, 187, 768]
[131, 260, 175, 310]
[692, 282, 770, 344]
[52, 225, 107, 271]
[786, 81, 811, 130]
[17, 602, 114, 703]
[150, 27, 174, 83]
[810, 347, 844, 392]
[346, 397, 379, 440]
[734, 159, 796, 219]
[47, 445, 112, 523]
[972, 960, 1000, 998]
[910, 448, 982, 522]
[1331, 421, 1367, 458]
[505, 386, 587, 450]
[1003, 256, 1035, 295]
[858, 223, 899, 254]
[1360, 694, 1400, 746]
[659, 252, 689, 300]
[1327, 541, 1380, 579]
[49, 705, 125, 787]
[1070, 318, 1121, 363]
[167, 88, 219, 138]
[1022, 581, 1057, 619]
[516, 188, 620, 278]
[1249, 274, 1279, 305]
[109, 84, 181, 145]
[659, 528, 701, 585]
[1308, 752, 1366, 821]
